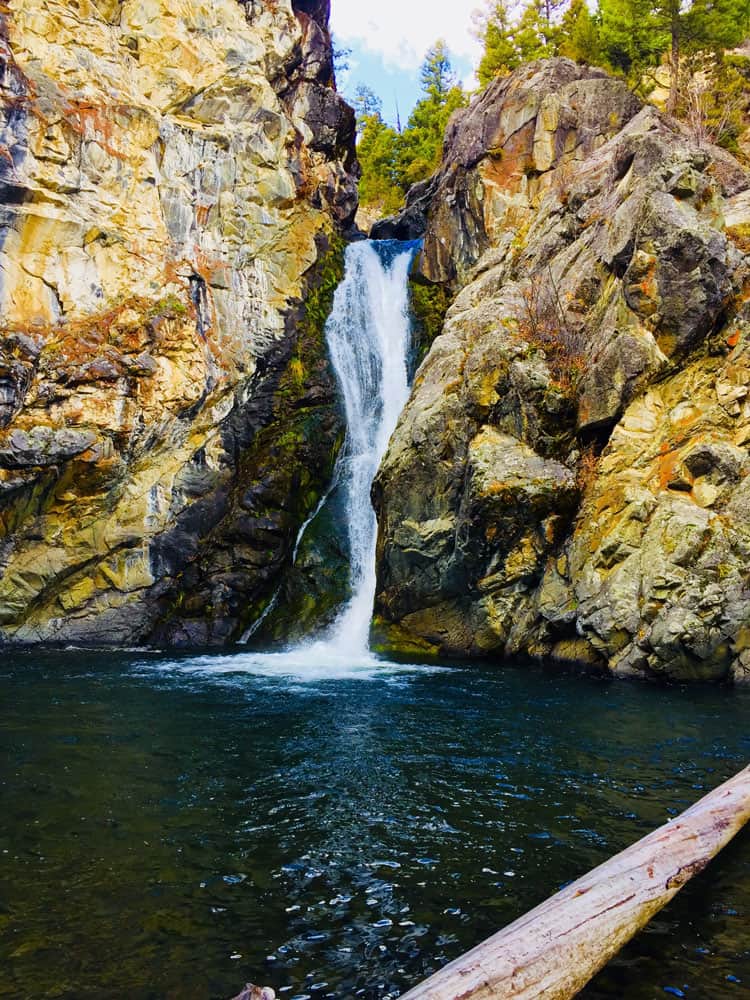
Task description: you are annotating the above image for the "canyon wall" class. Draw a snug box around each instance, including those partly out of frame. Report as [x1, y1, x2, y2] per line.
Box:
[0, 0, 356, 645]
[374, 59, 750, 683]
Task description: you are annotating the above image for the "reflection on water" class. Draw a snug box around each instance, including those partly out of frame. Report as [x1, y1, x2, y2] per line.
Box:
[1, 651, 749, 999]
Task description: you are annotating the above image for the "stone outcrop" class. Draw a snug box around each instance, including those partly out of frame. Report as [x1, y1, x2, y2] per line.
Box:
[0, 0, 356, 645]
[374, 58, 750, 683]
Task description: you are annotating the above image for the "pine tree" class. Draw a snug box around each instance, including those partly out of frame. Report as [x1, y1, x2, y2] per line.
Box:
[599, 0, 748, 111]
[352, 85, 402, 212]
[666, 0, 748, 111]
[353, 84, 382, 121]
[420, 40, 456, 101]
[598, 0, 665, 82]
[353, 85, 383, 137]
[354, 42, 471, 213]
[475, 0, 566, 79]
[395, 41, 467, 189]
[476, 1, 520, 85]
[681, 49, 749, 151]
[514, 0, 561, 62]
[559, 0, 603, 64]
[357, 113, 403, 213]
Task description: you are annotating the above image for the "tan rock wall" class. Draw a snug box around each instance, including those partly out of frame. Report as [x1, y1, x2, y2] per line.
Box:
[0, 0, 356, 644]
[375, 58, 750, 683]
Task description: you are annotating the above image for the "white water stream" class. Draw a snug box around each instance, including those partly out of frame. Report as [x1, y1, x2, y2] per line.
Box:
[185, 239, 420, 680]
[317, 239, 416, 655]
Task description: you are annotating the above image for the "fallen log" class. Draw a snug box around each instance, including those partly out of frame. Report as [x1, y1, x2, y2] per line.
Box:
[230, 986, 275, 1000]
[400, 764, 750, 1000]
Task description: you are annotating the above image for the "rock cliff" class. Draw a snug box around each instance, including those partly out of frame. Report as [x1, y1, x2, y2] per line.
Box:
[0, 0, 356, 645]
[374, 59, 750, 683]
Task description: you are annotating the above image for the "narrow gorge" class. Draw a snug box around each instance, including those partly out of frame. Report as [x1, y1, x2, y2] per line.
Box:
[2, 3, 750, 688]
[2, 4, 750, 1000]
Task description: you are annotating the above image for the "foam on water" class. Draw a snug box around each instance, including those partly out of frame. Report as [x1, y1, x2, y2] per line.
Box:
[137, 648, 446, 684]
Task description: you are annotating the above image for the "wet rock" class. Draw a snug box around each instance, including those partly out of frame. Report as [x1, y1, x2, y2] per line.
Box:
[0, 427, 97, 468]
[371, 178, 435, 240]
[230, 985, 276, 1000]
[292, 82, 356, 165]
[254, 479, 351, 642]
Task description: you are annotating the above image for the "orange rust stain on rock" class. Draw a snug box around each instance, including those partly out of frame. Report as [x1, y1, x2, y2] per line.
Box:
[480, 122, 537, 192]
[657, 443, 680, 491]
[194, 249, 225, 285]
[672, 407, 699, 429]
[195, 204, 212, 228]
[64, 100, 129, 161]
[638, 257, 658, 299]
[578, 397, 591, 426]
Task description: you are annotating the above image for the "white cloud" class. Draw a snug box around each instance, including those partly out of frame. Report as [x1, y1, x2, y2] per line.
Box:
[330, 0, 482, 70]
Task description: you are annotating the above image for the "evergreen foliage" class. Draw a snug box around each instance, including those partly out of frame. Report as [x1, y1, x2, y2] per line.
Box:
[397, 46, 467, 189]
[475, 0, 567, 81]
[598, 0, 748, 107]
[355, 40, 467, 216]
[353, 84, 383, 129]
[357, 113, 403, 214]
[476, 2, 521, 84]
[558, 0, 604, 64]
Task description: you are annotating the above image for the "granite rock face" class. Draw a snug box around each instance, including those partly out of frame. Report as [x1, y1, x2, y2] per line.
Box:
[374, 58, 750, 683]
[0, 0, 356, 645]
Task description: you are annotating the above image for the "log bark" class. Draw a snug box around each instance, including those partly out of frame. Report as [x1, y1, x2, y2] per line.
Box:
[231, 986, 275, 1000]
[400, 765, 750, 1000]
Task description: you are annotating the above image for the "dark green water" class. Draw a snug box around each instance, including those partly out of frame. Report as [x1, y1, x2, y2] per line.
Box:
[1, 651, 749, 1000]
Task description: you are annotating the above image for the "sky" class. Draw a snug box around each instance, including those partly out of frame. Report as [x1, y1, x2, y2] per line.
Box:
[329, 0, 482, 126]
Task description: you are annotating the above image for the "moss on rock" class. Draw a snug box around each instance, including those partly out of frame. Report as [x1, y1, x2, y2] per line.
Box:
[409, 277, 452, 367]
[151, 232, 348, 645]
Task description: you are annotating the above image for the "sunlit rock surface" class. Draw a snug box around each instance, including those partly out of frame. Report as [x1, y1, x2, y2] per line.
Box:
[0, 0, 356, 645]
[375, 58, 750, 683]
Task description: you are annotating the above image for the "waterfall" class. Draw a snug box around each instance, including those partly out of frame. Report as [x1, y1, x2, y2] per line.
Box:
[230, 239, 418, 674]
[316, 239, 417, 656]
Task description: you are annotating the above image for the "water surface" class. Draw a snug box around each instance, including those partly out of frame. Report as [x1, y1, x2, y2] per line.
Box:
[1, 651, 749, 999]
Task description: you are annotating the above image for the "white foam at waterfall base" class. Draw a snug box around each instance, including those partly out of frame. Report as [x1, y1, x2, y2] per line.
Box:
[145, 241, 424, 683]
[137, 647, 447, 685]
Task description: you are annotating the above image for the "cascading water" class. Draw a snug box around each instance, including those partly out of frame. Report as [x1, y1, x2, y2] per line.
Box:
[199, 239, 420, 678]
[315, 238, 418, 656]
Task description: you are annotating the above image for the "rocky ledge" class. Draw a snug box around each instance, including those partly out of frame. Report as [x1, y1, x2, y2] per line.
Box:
[0, 0, 356, 645]
[374, 58, 750, 683]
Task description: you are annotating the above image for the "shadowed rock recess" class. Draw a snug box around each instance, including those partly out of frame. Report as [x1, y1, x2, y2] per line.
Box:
[0, 0, 357, 646]
[374, 58, 750, 683]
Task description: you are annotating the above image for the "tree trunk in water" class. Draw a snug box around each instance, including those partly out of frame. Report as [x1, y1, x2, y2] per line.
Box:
[400, 765, 750, 1000]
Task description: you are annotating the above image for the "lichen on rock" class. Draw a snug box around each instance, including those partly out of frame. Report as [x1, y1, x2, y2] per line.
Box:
[0, 0, 357, 646]
[374, 57, 750, 683]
